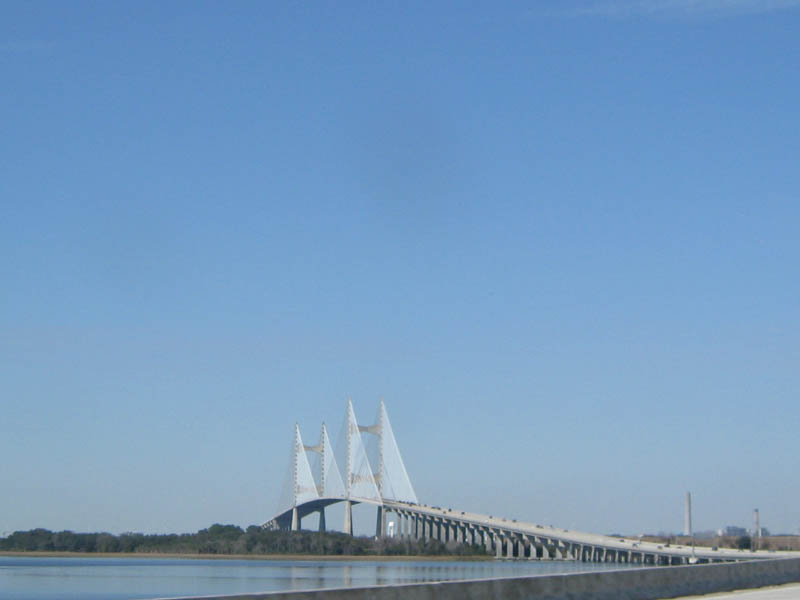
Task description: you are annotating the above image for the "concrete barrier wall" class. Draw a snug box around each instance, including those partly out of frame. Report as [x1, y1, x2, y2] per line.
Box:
[177, 558, 800, 600]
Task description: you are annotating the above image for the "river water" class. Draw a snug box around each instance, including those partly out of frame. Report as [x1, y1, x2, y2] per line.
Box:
[0, 556, 637, 599]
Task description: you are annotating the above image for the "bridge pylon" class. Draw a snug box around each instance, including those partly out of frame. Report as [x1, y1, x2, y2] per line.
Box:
[358, 399, 418, 506]
[303, 422, 344, 531]
[278, 423, 320, 531]
[267, 399, 416, 536]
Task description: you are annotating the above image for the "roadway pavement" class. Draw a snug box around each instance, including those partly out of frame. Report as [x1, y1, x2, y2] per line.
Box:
[665, 583, 800, 599]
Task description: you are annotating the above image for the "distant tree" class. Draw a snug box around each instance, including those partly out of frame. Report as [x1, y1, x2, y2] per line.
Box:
[737, 535, 752, 550]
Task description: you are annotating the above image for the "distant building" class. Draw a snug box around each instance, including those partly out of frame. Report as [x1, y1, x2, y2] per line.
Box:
[718, 526, 747, 537]
[693, 530, 715, 540]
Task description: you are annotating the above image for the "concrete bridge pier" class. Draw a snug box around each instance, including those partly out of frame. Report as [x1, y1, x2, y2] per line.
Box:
[505, 536, 515, 559]
[395, 511, 403, 538]
[481, 528, 488, 551]
[541, 540, 551, 560]
[526, 541, 535, 559]
[318, 508, 326, 532]
[555, 543, 566, 559]
[400, 512, 408, 538]
[343, 500, 353, 536]
[375, 505, 386, 537]
[291, 507, 299, 532]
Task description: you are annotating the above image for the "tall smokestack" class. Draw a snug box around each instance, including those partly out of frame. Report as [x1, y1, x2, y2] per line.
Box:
[684, 492, 692, 536]
[754, 509, 760, 551]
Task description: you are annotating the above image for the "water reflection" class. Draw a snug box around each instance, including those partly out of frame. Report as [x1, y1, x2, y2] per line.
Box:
[0, 556, 641, 600]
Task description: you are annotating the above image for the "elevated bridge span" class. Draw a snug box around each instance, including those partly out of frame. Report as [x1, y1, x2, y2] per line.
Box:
[268, 496, 792, 565]
[265, 400, 799, 565]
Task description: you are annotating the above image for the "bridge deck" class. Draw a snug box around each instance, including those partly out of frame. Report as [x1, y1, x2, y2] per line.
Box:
[383, 499, 794, 563]
[268, 496, 798, 564]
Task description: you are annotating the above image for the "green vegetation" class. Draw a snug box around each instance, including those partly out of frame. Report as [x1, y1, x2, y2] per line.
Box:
[736, 535, 752, 550]
[0, 524, 489, 557]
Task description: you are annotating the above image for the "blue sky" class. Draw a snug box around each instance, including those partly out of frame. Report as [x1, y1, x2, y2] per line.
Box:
[1, 0, 798, 536]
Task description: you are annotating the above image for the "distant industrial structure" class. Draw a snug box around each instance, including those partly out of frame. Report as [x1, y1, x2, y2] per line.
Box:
[684, 492, 692, 537]
[754, 509, 761, 550]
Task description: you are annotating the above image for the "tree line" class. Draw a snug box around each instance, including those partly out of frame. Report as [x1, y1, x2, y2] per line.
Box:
[0, 524, 489, 557]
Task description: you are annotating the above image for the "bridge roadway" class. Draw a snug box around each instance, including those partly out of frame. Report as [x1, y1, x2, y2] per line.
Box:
[268, 497, 797, 565]
[383, 500, 794, 564]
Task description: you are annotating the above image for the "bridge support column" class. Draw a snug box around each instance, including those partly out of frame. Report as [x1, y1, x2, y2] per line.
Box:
[398, 511, 404, 538]
[494, 534, 502, 558]
[541, 541, 550, 560]
[343, 500, 353, 536]
[291, 507, 299, 532]
[554, 543, 562, 560]
[505, 536, 514, 559]
[376, 505, 386, 538]
[318, 508, 326, 532]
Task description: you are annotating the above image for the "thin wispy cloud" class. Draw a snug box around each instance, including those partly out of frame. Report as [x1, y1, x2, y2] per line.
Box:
[562, 0, 800, 18]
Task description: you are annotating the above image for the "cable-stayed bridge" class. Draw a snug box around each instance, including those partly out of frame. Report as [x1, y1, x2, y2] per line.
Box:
[265, 400, 794, 565]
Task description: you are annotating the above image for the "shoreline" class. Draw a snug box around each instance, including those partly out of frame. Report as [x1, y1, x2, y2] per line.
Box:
[0, 550, 492, 562]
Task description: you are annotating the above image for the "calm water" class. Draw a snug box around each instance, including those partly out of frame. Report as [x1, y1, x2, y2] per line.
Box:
[0, 556, 637, 600]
